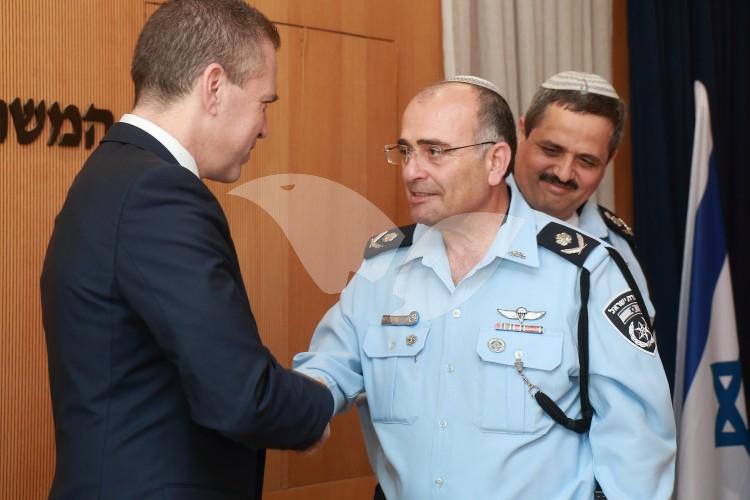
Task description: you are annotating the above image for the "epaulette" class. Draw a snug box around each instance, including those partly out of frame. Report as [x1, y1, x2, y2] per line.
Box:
[534, 220, 602, 434]
[363, 224, 416, 259]
[537, 222, 599, 267]
[598, 205, 635, 246]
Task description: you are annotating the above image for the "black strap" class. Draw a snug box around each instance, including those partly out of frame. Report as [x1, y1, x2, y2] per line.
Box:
[533, 267, 593, 434]
[605, 247, 653, 331]
[373, 483, 386, 500]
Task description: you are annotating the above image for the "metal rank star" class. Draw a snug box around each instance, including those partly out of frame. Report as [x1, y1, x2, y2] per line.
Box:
[555, 232, 572, 246]
[555, 230, 589, 255]
[602, 210, 634, 236]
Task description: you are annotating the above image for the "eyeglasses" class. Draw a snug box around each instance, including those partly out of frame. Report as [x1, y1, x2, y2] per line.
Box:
[383, 142, 496, 166]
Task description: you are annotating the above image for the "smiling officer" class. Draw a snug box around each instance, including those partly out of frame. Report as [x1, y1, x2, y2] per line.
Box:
[294, 76, 676, 499]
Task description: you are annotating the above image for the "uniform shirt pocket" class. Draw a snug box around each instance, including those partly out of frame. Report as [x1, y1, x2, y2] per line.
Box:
[475, 329, 564, 433]
[362, 325, 429, 424]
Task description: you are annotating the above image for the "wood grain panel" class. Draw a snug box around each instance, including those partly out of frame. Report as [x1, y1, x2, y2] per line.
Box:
[0, 1, 144, 498]
[612, 0, 634, 225]
[254, 0, 397, 41]
[264, 475, 378, 500]
[282, 28, 398, 490]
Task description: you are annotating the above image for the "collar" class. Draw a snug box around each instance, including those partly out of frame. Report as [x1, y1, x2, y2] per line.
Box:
[577, 198, 609, 239]
[564, 211, 581, 227]
[120, 114, 199, 178]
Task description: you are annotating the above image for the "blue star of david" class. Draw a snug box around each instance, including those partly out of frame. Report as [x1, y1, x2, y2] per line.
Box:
[711, 361, 750, 455]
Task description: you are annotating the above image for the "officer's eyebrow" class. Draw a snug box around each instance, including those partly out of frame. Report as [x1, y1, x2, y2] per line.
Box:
[576, 152, 603, 166]
[396, 138, 450, 148]
[535, 139, 564, 152]
[416, 138, 450, 147]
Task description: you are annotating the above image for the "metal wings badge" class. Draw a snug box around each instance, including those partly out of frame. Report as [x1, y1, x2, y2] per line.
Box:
[495, 307, 545, 334]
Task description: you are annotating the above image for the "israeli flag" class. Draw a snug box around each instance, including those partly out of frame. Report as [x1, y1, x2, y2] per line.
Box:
[673, 81, 750, 499]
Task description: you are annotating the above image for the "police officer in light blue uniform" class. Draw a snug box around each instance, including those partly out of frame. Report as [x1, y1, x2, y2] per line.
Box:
[512, 70, 655, 322]
[294, 76, 675, 499]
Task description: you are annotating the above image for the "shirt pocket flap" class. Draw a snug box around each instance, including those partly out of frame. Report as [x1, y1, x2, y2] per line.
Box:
[476, 329, 563, 371]
[364, 325, 429, 358]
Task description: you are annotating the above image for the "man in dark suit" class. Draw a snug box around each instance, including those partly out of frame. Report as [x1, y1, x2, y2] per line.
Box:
[40, 1, 332, 498]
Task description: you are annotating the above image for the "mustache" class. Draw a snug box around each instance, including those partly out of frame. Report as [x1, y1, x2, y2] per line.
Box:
[407, 182, 437, 193]
[539, 172, 578, 190]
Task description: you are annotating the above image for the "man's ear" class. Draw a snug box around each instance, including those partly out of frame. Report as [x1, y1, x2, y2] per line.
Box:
[198, 63, 225, 115]
[487, 142, 511, 187]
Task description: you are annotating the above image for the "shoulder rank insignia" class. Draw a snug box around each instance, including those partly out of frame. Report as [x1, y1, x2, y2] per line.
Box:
[364, 224, 416, 259]
[537, 222, 599, 267]
[598, 205, 635, 244]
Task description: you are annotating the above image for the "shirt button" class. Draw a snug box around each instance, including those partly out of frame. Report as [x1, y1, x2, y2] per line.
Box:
[435, 478, 444, 487]
[388, 340, 396, 350]
[452, 308, 461, 318]
[447, 364, 455, 373]
[439, 419, 448, 429]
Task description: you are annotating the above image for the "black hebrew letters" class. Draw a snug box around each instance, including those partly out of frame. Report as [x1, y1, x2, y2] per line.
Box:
[47, 102, 82, 147]
[10, 98, 46, 145]
[0, 100, 7, 144]
[0, 98, 113, 149]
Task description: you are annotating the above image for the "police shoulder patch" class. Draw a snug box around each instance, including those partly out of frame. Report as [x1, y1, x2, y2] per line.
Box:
[603, 289, 656, 355]
[364, 224, 416, 259]
[537, 222, 599, 267]
[598, 205, 636, 245]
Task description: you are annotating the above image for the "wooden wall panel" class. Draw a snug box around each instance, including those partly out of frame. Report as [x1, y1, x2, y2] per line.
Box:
[612, 0, 634, 225]
[284, 29, 397, 489]
[254, 0, 397, 41]
[264, 475, 378, 500]
[0, 1, 442, 498]
[0, 2, 145, 499]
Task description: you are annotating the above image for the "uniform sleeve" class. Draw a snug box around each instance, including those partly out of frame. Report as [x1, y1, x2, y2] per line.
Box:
[586, 256, 676, 499]
[115, 165, 333, 450]
[293, 271, 367, 416]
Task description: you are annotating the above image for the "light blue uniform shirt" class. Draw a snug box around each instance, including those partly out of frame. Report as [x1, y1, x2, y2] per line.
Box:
[294, 183, 675, 499]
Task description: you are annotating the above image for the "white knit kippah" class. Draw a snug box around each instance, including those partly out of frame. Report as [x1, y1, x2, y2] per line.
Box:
[443, 75, 501, 95]
[541, 71, 619, 99]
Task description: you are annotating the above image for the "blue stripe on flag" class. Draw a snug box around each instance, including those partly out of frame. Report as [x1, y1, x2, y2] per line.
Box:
[682, 152, 727, 403]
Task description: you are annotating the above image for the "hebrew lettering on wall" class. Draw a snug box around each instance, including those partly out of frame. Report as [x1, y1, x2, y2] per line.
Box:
[0, 99, 7, 144]
[0, 98, 113, 149]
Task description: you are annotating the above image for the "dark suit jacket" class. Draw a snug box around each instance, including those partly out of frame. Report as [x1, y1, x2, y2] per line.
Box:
[41, 123, 333, 500]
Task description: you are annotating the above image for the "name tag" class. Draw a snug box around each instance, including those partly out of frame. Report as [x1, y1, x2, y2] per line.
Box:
[381, 311, 419, 326]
